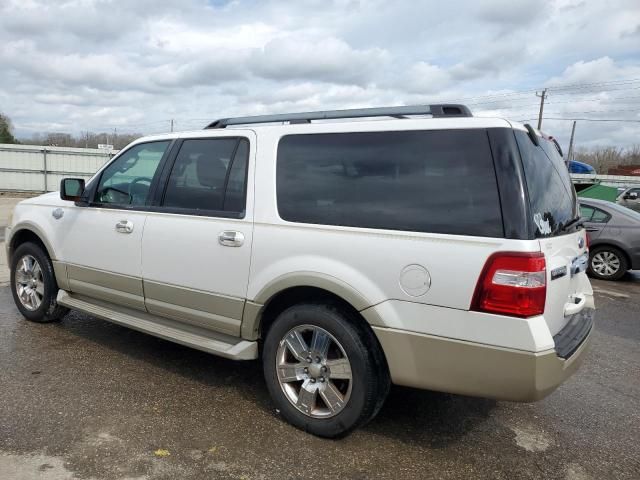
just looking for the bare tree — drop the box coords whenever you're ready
[575,145,640,174]
[19,130,143,149]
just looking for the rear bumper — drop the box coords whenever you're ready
[372,308,594,402]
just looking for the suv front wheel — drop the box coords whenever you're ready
[10,242,69,322]
[263,303,390,438]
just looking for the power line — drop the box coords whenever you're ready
[496,108,640,117]
[545,95,640,105]
[439,78,640,105]
[545,86,640,96]
[518,117,640,123]
[544,78,640,91]
[471,95,640,109]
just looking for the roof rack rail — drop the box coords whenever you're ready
[205,104,472,129]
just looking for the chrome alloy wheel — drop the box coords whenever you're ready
[276,325,353,418]
[592,251,621,277]
[14,254,45,311]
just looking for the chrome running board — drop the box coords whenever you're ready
[57,290,258,360]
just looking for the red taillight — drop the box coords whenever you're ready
[585,232,590,250]
[471,252,546,318]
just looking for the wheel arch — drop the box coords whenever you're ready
[8,224,56,264]
[241,273,384,343]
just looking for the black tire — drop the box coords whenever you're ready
[263,302,390,438]
[588,245,628,281]
[10,242,69,323]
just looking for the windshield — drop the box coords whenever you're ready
[515,130,578,238]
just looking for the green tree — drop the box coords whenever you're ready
[0,112,18,144]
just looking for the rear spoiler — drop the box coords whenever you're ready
[524,124,564,157]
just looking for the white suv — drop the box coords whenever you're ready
[6,105,594,437]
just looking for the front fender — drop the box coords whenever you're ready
[6,221,58,263]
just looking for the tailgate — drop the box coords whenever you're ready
[540,229,593,335]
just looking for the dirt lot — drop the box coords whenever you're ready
[0,274,638,479]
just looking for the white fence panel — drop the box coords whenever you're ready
[570,173,640,188]
[0,143,115,192]
[0,146,43,171]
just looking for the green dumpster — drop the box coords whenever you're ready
[576,183,619,202]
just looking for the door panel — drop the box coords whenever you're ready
[141,133,255,335]
[584,221,605,240]
[141,218,251,336]
[58,207,148,309]
[56,140,171,310]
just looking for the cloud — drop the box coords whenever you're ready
[251,36,388,85]
[402,62,451,94]
[0,0,638,150]
[545,57,640,87]
[476,0,552,25]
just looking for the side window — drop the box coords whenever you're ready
[96,141,170,206]
[276,130,503,237]
[591,208,609,223]
[580,206,594,221]
[162,138,249,215]
[516,132,577,237]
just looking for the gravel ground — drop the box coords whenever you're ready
[0,276,639,480]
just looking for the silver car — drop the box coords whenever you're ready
[617,187,640,212]
[580,198,640,280]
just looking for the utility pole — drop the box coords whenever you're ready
[170,119,174,132]
[113,128,117,149]
[536,88,548,130]
[566,121,577,165]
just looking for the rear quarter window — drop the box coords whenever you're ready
[276,129,504,237]
[515,131,577,237]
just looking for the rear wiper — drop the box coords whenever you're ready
[561,216,585,232]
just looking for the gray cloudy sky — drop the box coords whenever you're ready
[1,0,639,150]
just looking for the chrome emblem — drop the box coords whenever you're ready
[578,237,585,249]
[52,208,64,220]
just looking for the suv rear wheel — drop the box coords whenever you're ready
[10,242,69,322]
[589,245,628,281]
[262,303,389,438]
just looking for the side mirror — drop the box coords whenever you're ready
[60,178,85,201]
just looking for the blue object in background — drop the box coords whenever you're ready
[569,160,596,174]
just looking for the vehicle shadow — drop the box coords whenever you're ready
[52,309,495,448]
[53,310,273,408]
[621,270,640,283]
[364,386,496,447]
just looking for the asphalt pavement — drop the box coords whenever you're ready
[0,276,639,480]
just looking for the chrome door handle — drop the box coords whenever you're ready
[115,220,134,234]
[218,231,244,247]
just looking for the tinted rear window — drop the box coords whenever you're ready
[276,130,504,237]
[515,131,577,237]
